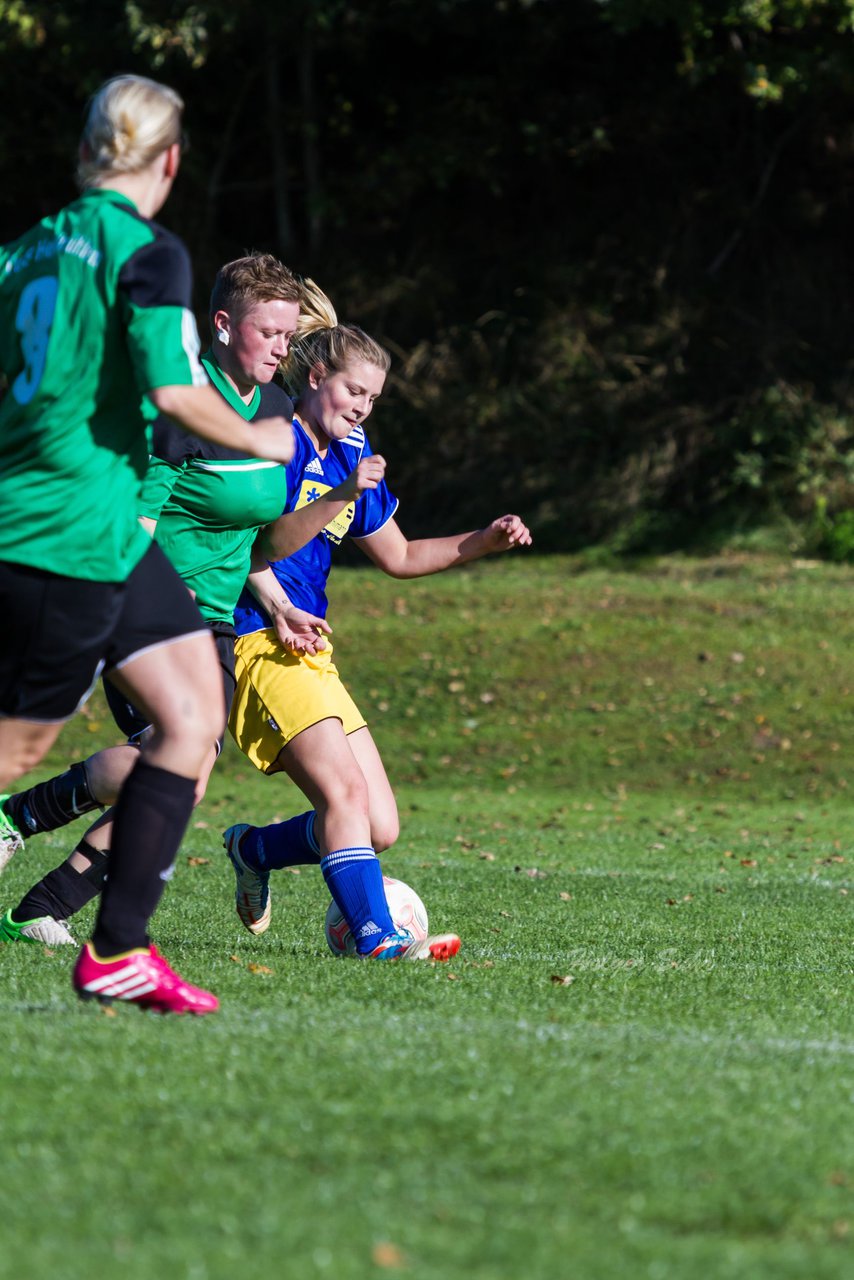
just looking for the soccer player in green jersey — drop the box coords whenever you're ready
[0,253,333,950]
[0,77,294,1014]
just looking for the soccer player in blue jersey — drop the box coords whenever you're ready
[224,280,532,961]
[0,76,294,1013]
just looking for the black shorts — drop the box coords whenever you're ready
[0,543,207,723]
[104,622,237,750]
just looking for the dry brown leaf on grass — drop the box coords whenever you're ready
[248,963,273,976]
[187,856,210,867]
[550,974,574,986]
[372,1242,407,1268]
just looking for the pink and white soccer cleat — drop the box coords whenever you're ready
[72,942,219,1015]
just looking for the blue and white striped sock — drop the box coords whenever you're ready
[320,846,395,954]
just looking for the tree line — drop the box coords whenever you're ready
[1,0,853,557]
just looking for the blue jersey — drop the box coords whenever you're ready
[233,415,398,632]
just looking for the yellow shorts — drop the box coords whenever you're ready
[228,628,366,774]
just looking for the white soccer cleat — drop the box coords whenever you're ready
[0,800,24,876]
[223,824,272,934]
[0,908,76,946]
[399,932,461,962]
[364,929,461,962]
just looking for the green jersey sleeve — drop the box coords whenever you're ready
[138,455,183,521]
[119,235,207,393]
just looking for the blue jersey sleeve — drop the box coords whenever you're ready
[350,478,398,539]
[233,422,397,635]
[340,432,398,539]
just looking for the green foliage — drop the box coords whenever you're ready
[2,1,854,551]
[809,495,854,562]
[598,0,854,100]
[728,382,854,503]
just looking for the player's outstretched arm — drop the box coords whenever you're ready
[257,455,387,561]
[356,513,532,579]
[148,383,295,465]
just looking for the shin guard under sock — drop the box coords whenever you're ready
[320,847,395,954]
[92,761,195,956]
[14,840,109,923]
[5,762,100,836]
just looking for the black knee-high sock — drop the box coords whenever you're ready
[91,760,195,957]
[5,762,100,836]
[15,839,109,923]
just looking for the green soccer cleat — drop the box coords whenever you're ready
[0,907,76,946]
[0,799,23,876]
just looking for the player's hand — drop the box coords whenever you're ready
[272,605,332,656]
[246,417,296,465]
[481,514,532,552]
[335,455,386,503]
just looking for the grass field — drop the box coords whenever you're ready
[2,552,853,1279]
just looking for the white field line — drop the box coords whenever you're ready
[428,859,854,890]
[211,1006,854,1061]
[6,999,854,1061]
[550,865,854,889]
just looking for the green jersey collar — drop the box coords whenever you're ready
[201,351,261,420]
[78,188,140,213]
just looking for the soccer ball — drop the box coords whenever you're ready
[324,875,429,957]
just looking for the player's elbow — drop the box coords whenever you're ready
[378,561,411,579]
[150,382,212,421]
[148,384,181,412]
[259,527,293,562]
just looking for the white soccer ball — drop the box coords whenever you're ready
[324,875,429,957]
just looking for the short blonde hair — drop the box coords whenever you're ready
[209,253,302,330]
[282,276,391,395]
[77,74,184,189]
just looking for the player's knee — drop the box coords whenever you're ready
[85,744,138,805]
[156,699,223,753]
[323,772,371,823]
[0,741,49,786]
[372,814,400,853]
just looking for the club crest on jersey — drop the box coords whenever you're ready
[295,478,355,544]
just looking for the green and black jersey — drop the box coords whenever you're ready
[138,351,291,625]
[0,188,207,582]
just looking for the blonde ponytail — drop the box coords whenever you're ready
[282,276,391,395]
[77,75,183,189]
